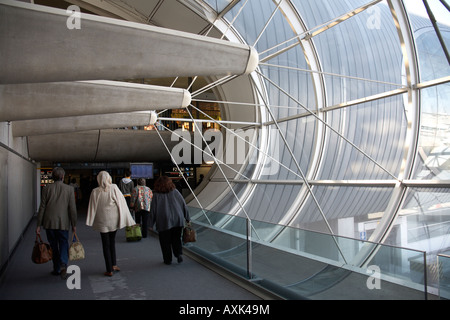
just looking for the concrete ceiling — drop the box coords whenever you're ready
[1,0,258,164]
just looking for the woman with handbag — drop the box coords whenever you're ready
[149,176,190,265]
[86,171,135,276]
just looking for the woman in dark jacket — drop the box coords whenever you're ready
[149,176,190,265]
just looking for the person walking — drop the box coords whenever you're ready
[149,176,190,265]
[130,178,153,238]
[119,169,134,209]
[86,171,135,276]
[36,167,77,279]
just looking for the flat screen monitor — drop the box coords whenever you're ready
[130,163,154,179]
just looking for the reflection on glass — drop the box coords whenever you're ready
[289,186,392,236]
[415,84,450,180]
[188,207,427,299]
[384,187,450,290]
[438,254,450,299]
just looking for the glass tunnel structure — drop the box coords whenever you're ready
[1,0,450,299]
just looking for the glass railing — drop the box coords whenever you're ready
[187,207,428,300]
[438,254,450,300]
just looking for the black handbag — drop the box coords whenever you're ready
[31,234,53,264]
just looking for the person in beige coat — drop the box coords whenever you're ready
[36,167,77,278]
[86,171,135,276]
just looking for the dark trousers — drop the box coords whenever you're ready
[124,195,131,208]
[46,229,69,273]
[158,227,183,264]
[100,231,117,273]
[135,210,149,238]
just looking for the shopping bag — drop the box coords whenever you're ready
[69,232,85,261]
[32,234,52,264]
[126,224,142,242]
[182,222,196,243]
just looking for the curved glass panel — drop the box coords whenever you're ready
[414,84,450,180]
[290,186,393,235]
[204,0,234,13]
[240,183,304,223]
[181,0,449,295]
[292,0,371,29]
[306,2,404,105]
[318,97,408,180]
[412,26,450,180]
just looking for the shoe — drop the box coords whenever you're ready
[51,270,60,276]
[112,266,120,272]
[177,255,183,263]
[60,268,67,280]
[104,272,113,277]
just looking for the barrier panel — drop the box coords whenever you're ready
[188,207,428,300]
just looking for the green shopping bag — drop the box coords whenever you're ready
[126,224,142,242]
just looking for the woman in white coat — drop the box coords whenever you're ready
[86,171,135,276]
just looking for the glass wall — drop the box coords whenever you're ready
[196,0,450,292]
[188,208,428,299]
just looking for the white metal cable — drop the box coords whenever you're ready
[256,69,400,181]
[189,103,308,181]
[219,0,251,41]
[184,106,262,241]
[253,0,284,47]
[153,122,213,226]
[251,76,348,263]
[259,0,383,62]
[155,121,252,181]
[259,62,406,88]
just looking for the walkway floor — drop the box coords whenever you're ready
[0,209,260,301]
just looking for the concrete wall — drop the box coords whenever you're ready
[0,122,36,273]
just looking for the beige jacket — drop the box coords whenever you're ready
[86,171,135,232]
[37,181,77,230]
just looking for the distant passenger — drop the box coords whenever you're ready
[119,169,134,209]
[131,178,153,238]
[149,176,190,265]
[86,171,135,276]
[69,178,80,203]
[36,167,77,279]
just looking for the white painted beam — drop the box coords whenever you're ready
[0,81,190,121]
[27,130,183,162]
[11,112,155,137]
[0,0,259,84]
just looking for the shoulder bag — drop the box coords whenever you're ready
[69,232,85,261]
[32,234,53,264]
[182,222,197,243]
